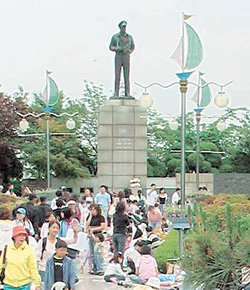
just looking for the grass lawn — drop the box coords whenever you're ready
[155,229,179,273]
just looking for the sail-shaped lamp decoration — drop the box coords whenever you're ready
[40,70,60,111]
[171,14,204,73]
[192,72,212,109]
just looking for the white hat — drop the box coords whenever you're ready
[86,196,93,203]
[67,200,76,206]
[145,277,161,289]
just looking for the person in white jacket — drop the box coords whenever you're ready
[104,252,125,283]
[13,207,35,236]
[0,208,13,254]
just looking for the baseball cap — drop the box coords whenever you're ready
[16,208,26,216]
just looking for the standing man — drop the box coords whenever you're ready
[171,188,181,206]
[95,185,111,221]
[146,184,158,207]
[109,20,135,98]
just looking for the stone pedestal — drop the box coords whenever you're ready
[97,99,147,192]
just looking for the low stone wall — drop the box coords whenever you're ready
[176,173,213,195]
[22,179,47,191]
[214,173,250,194]
[22,173,250,195]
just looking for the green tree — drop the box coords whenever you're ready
[0,92,26,187]
[16,81,108,180]
[147,107,250,176]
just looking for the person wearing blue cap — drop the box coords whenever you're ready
[13,207,35,236]
[109,20,135,98]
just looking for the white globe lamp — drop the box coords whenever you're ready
[66,119,76,130]
[169,119,179,130]
[139,92,153,109]
[214,91,229,108]
[216,120,227,131]
[19,118,29,132]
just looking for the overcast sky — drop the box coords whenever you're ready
[0,0,249,118]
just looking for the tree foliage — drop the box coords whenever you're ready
[0,92,25,186]
[15,81,107,180]
[147,107,250,176]
[2,81,249,182]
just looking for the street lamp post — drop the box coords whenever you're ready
[179,77,188,209]
[192,82,232,193]
[17,111,78,189]
[135,78,232,257]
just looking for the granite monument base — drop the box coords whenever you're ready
[97,99,147,192]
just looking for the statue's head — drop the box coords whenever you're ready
[118,20,127,32]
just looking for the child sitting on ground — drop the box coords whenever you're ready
[129,245,159,285]
[104,252,125,282]
[44,239,77,290]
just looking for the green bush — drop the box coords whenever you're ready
[183,202,250,289]
[155,229,179,273]
[0,194,26,212]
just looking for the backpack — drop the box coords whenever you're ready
[40,237,60,260]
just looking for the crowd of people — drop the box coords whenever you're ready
[0,183,183,290]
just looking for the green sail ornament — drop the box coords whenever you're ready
[199,78,211,107]
[171,15,204,72]
[184,22,203,70]
[48,76,59,106]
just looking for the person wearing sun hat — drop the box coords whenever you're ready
[0,225,40,289]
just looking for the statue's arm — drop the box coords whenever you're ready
[130,36,135,53]
[109,36,118,52]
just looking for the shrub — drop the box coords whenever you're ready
[183,202,250,289]
[0,194,26,212]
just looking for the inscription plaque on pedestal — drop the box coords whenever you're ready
[115,138,133,150]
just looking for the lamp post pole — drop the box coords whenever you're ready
[179,77,188,257]
[17,111,78,189]
[180,79,188,209]
[46,117,50,189]
[195,109,202,192]
[196,111,200,192]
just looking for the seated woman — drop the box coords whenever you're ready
[129,245,158,285]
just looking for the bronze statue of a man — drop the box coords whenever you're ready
[109,20,135,98]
